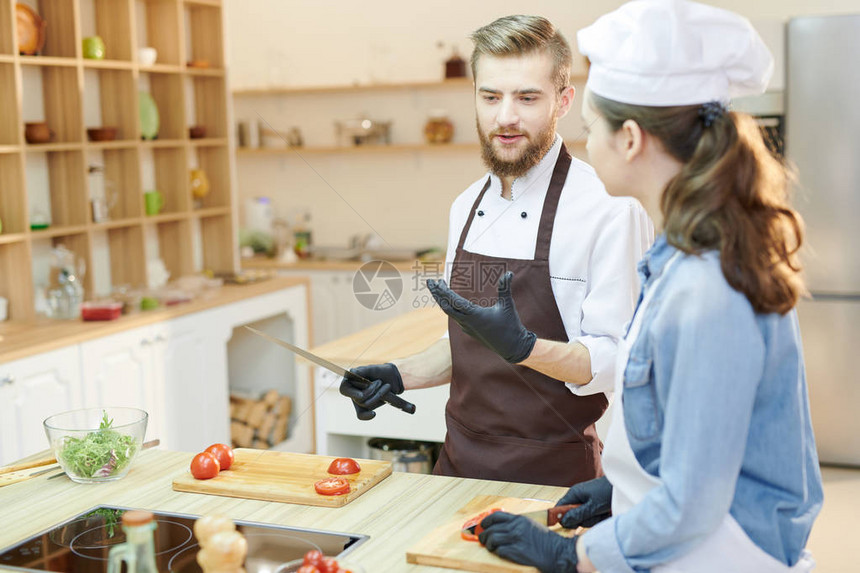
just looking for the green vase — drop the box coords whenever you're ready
[139,92,160,140]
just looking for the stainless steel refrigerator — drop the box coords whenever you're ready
[786,14,860,466]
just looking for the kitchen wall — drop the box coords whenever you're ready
[224,0,859,251]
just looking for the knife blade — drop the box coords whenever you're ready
[462,504,580,534]
[244,326,416,419]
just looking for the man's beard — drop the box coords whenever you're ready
[477,117,557,179]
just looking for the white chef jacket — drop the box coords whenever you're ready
[443,136,653,395]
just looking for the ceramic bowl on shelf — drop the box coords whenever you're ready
[16,3,46,55]
[189,125,207,139]
[43,407,148,484]
[87,126,118,142]
[25,121,53,144]
[138,46,157,67]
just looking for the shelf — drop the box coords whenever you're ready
[140,64,184,75]
[29,225,89,238]
[91,218,142,231]
[81,59,134,70]
[233,77,474,97]
[194,206,230,218]
[3,0,235,318]
[185,67,224,77]
[189,137,228,147]
[85,140,139,150]
[24,143,83,152]
[145,212,189,223]
[19,56,77,68]
[141,139,187,149]
[0,233,27,245]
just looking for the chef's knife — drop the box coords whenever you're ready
[244,326,416,419]
[462,504,581,534]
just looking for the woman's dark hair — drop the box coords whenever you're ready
[590,92,806,315]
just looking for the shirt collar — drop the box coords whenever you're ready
[637,233,678,284]
[487,134,563,200]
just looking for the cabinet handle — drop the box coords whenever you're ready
[0,375,14,387]
[141,338,152,346]
[154,334,167,343]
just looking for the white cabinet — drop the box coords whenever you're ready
[158,311,232,453]
[0,346,83,465]
[80,326,168,449]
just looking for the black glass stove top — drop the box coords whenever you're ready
[0,505,367,572]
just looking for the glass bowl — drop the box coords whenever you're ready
[275,558,364,573]
[43,407,148,484]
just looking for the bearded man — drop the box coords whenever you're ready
[339,15,653,487]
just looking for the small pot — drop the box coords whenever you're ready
[188,125,207,139]
[25,122,54,144]
[87,126,118,142]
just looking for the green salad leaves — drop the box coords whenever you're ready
[57,411,138,478]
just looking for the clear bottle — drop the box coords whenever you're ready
[107,510,158,573]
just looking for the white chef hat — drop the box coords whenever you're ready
[577,0,774,106]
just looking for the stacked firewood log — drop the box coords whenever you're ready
[229,389,292,449]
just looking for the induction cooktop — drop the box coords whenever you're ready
[0,505,368,572]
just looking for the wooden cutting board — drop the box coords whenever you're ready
[406,495,578,572]
[172,449,392,507]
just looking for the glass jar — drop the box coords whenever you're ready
[424,110,454,144]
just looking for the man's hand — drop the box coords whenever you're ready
[478,512,579,573]
[556,475,613,528]
[338,363,404,420]
[427,271,536,363]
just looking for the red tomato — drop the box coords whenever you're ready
[302,550,324,567]
[320,557,339,573]
[297,566,320,573]
[327,457,360,475]
[314,477,351,496]
[205,443,234,471]
[460,508,503,542]
[190,452,220,480]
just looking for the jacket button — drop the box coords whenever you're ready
[477,210,485,216]
[520,211,527,218]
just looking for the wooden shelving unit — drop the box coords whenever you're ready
[0,0,236,322]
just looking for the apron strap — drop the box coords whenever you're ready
[456,176,493,252]
[534,143,572,261]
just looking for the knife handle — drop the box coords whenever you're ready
[547,504,581,527]
[347,372,417,417]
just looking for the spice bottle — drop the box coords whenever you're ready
[107,510,158,573]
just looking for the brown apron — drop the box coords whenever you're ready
[433,144,607,487]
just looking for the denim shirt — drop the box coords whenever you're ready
[583,234,824,572]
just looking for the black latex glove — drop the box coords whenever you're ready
[427,271,536,363]
[556,475,613,528]
[338,363,404,420]
[478,512,579,573]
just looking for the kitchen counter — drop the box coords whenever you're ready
[310,307,447,365]
[242,255,445,273]
[0,448,567,572]
[0,276,310,364]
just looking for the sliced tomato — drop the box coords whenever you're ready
[460,508,503,542]
[205,443,234,471]
[327,457,361,475]
[190,452,220,480]
[314,477,351,496]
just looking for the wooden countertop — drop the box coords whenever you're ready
[0,276,309,364]
[242,255,445,273]
[310,308,448,366]
[0,448,567,572]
